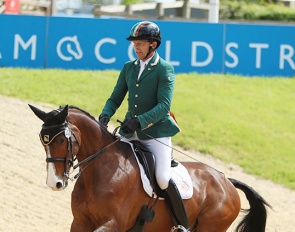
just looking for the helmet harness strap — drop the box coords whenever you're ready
[143,40,156,60]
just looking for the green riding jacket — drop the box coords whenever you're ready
[101,53,180,140]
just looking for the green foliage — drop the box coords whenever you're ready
[1,68,294,190]
[220,1,295,22]
[121,0,143,5]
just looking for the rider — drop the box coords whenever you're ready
[98,21,190,231]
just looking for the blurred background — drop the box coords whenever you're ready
[1,0,295,23]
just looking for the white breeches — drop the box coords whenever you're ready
[121,133,172,190]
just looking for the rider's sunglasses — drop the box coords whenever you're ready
[131,40,150,47]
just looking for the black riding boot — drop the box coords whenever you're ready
[164,179,190,232]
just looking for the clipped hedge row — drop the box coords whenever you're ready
[220,1,295,22]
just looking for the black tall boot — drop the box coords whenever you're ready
[164,179,190,231]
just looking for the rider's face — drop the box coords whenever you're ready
[132,40,156,61]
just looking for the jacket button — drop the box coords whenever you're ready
[136,84,139,87]
[135,94,138,97]
[135,105,137,108]
[147,123,153,127]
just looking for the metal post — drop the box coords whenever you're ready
[209,0,219,23]
[182,0,190,19]
[51,0,57,16]
[125,4,133,16]
[156,3,164,19]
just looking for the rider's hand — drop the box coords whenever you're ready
[98,114,110,127]
[121,118,140,134]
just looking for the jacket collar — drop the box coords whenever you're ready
[150,53,160,66]
[132,53,160,82]
[133,52,159,67]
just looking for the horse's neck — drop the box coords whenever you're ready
[76,137,137,195]
[77,122,114,161]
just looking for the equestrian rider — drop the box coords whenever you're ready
[98,21,190,231]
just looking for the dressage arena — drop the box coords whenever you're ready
[0,95,294,231]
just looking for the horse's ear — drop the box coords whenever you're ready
[56,105,68,122]
[28,104,47,122]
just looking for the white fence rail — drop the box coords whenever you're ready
[93,0,220,23]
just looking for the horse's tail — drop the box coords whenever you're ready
[228,178,272,232]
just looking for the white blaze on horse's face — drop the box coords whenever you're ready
[45,145,68,191]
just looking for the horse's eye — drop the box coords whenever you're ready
[59,138,66,145]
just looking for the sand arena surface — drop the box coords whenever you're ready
[0,95,294,231]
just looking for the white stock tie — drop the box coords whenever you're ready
[138,63,147,80]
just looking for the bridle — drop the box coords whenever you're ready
[40,118,121,181]
[40,120,79,181]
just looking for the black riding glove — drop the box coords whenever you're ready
[121,118,140,134]
[98,114,110,127]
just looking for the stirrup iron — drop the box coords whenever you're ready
[171,225,190,232]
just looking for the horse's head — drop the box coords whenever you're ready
[29,104,80,191]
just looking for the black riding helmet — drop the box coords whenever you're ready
[126,21,161,49]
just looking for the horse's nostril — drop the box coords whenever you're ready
[56,182,63,189]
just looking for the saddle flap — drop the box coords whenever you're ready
[127,140,193,199]
[130,140,155,181]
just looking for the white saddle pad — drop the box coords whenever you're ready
[126,141,193,200]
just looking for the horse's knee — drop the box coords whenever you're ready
[156,176,170,190]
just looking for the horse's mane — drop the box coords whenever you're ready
[63,105,118,139]
[68,105,96,121]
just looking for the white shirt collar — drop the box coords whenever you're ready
[140,55,153,67]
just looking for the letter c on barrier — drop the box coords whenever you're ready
[95,38,116,64]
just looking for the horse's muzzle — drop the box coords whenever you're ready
[47,177,68,191]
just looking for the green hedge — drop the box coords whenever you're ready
[220,1,295,22]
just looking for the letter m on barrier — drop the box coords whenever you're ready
[14,34,37,60]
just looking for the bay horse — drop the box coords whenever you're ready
[29,104,271,232]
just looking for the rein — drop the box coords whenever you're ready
[45,115,217,183]
[72,135,121,180]
[71,124,122,180]
[116,119,200,163]
[136,127,228,182]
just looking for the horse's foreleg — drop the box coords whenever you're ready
[71,219,121,232]
[70,220,94,232]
